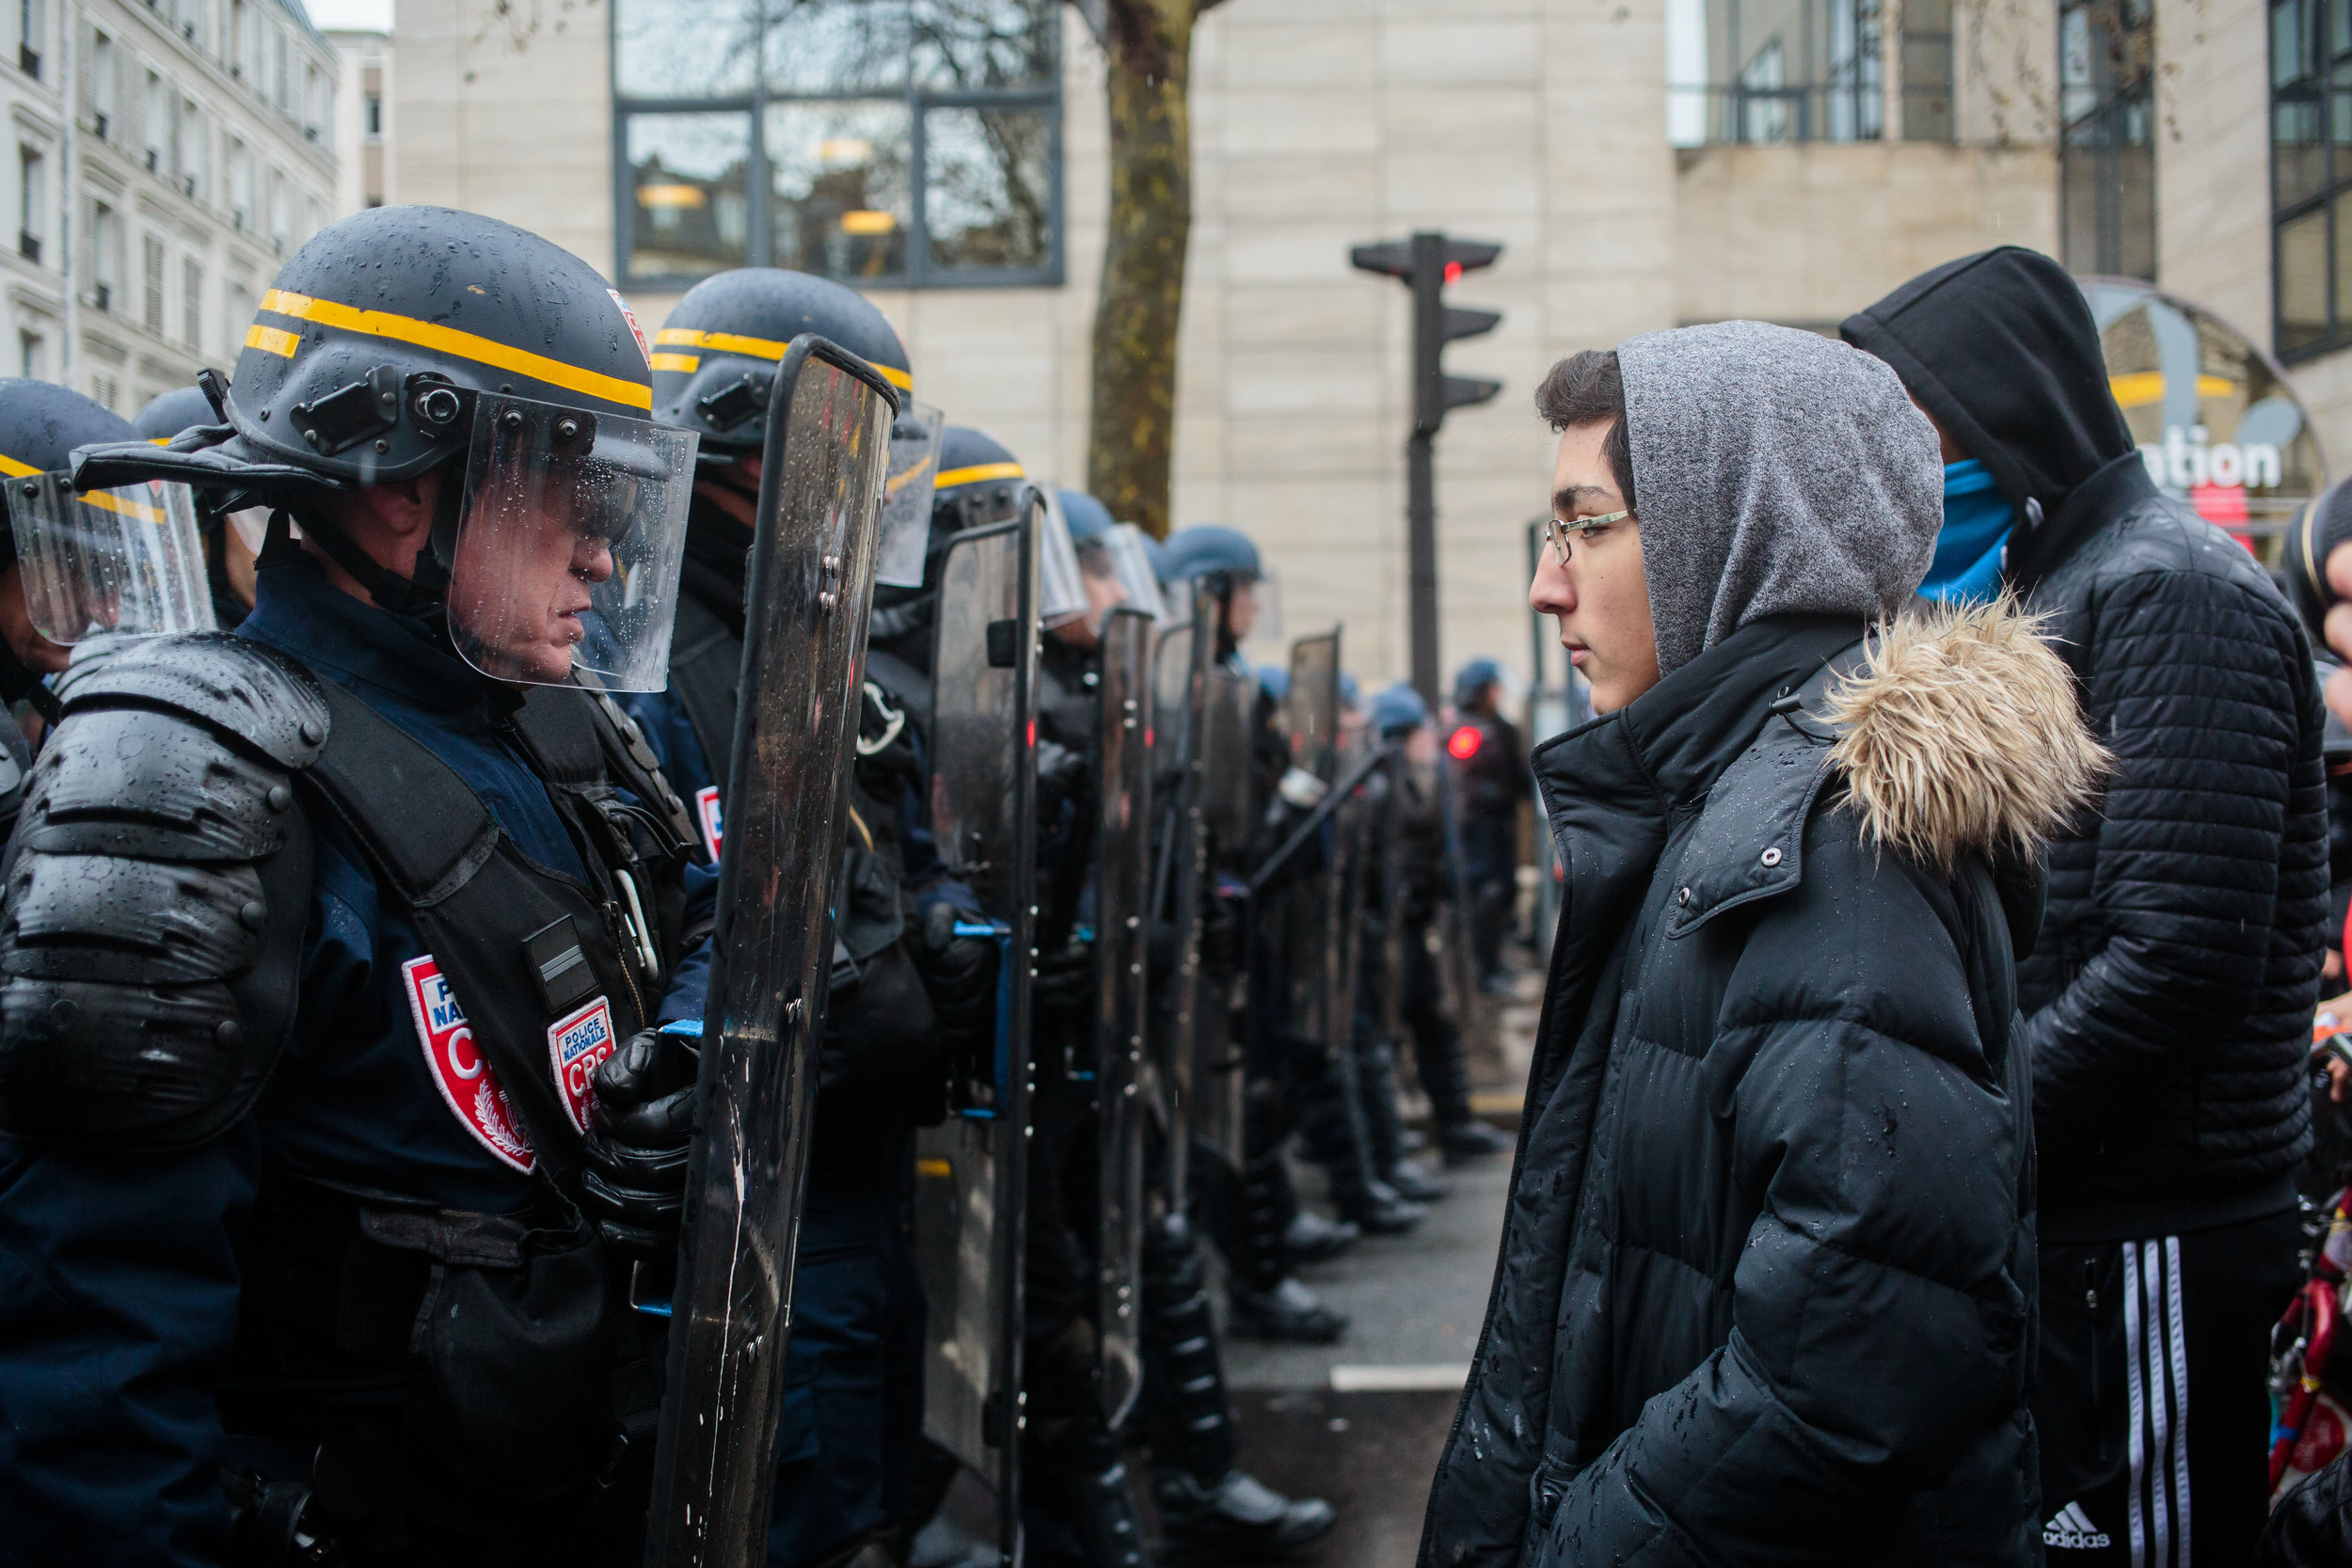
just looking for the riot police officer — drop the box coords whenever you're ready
[0,378,195,825]
[1155,525,1376,1340]
[630,266,950,1568]
[135,383,262,627]
[0,206,717,1567]
[1447,657,1527,995]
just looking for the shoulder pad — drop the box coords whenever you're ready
[18,705,301,861]
[0,635,320,1151]
[53,632,328,768]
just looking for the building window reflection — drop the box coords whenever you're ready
[612,0,1060,289]
[1665,0,1953,146]
[2269,0,2352,358]
[2062,0,2155,283]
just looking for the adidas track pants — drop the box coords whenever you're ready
[2034,1211,2305,1568]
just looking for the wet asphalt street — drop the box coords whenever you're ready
[1202,967,1539,1568]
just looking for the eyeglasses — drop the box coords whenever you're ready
[1543,508,1631,567]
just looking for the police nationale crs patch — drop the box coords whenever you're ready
[548,994,617,1134]
[404,955,536,1173]
[694,784,723,862]
[609,290,652,368]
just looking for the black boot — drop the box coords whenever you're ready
[1283,1208,1359,1262]
[1439,1117,1513,1163]
[1026,1319,1152,1568]
[1154,1469,1335,1565]
[1226,1276,1347,1345]
[1026,1416,1151,1568]
[1410,1009,1513,1165]
[1139,1217,1336,1563]
[1361,1039,1448,1203]
[1302,1041,1425,1235]
[1227,1148,1348,1344]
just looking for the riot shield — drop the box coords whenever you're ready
[1278,632,1343,1053]
[1373,739,1411,1056]
[1092,606,1152,1431]
[1145,583,1215,1204]
[1187,658,1255,1175]
[913,509,1039,1560]
[644,339,896,1568]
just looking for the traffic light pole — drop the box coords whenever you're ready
[1406,425,1439,708]
[1351,229,1502,709]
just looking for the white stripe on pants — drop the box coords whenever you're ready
[2122,1237,2192,1568]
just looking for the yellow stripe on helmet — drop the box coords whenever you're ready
[649,353,701,373]
[654,326,914,390]
[0,453,40,479]
[82,486,168,525]
[935,461,1024,489]
[259,288,653,411]
[245,324,300,358]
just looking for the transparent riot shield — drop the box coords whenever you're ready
[1279,632,1343,1053]
[644,339,896,1568]
[913,511,1038,1560]
[1373,739,1411,1056]
[1092,606,1152,1431]
[1187,659,1256,1176]
[1145,583,1215,1204]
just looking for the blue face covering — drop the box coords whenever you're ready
[1920,459,2013,604]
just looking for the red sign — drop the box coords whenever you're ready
[547,994,617,1134]
[404,955,535,1172]
[694,784,723,861]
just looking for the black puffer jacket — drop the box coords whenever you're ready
[1845,247,2329,1240]
[1423,609,2101,1567]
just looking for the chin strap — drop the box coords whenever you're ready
[264,509,459,666]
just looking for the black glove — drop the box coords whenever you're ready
[1032,934,1094,1016]
[580,1026,698,1260]
[917,902,1000,1078]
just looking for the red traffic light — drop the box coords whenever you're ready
[1448,724,1482,760]
[1444,261,1461,284]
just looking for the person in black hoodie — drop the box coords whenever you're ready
[1846,247,2329,1568]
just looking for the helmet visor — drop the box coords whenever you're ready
[1036,485,1089,630]
[1104,524,1169,623]
[875,401,945,589]
[446,391,699,690]
[8,471,216,644]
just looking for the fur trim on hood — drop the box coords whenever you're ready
[1825,597,2109,870]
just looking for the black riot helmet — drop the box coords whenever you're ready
[133,384,222,444]
[72,206,705,692]
[0,379,215,715]
[931,426,1027,546]
[652,268,913,466]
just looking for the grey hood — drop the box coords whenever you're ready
[1618,320,1943,677]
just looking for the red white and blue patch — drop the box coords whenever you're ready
[694,784,724,862]
[404,955,535,1173]
[547,994,618,1134]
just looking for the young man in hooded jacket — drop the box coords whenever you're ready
[1847,248,2328,1568]
[1420,323,2105,1566]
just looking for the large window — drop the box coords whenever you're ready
[2061,0,2154,281]
[2271,0,2352,357]
[1665,0,1948,145]
[612,0,1060,289]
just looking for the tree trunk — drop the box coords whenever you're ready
[1086,0,1211,540]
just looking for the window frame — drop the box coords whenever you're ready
[609,0,1065,293]
[2269,0,2352,361]
[2059,0,2156,283]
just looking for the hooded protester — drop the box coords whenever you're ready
[1847,249,2329,1568]
[1419,322,2107,1567]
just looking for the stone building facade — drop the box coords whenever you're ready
[383,0,2321,688]
[0,0,338,419]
